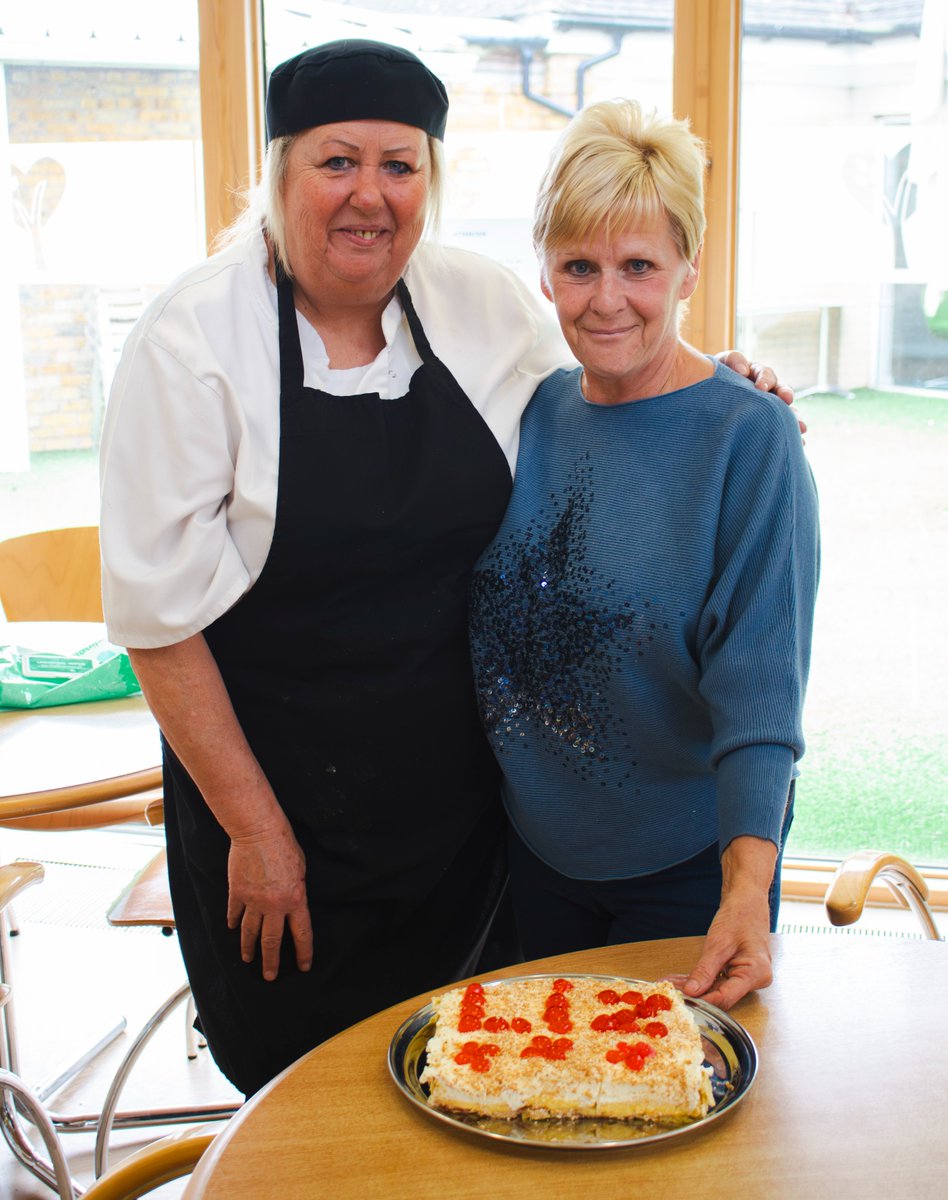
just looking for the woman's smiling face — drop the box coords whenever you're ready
[281,119,431,309]
[541,214,700,405]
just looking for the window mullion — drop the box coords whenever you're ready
[197,0,264,254]
[673,0,740,352]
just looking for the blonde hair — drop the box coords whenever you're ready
[533,99,707,266]
[215,133,445,275]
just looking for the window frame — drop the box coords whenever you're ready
[196,0,264,250]
[673,0,740,354]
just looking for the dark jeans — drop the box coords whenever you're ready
[507,787,794,960]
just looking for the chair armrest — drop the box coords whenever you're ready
[81,1126,217,1200]
[0,861,45,913]
[144,795,165,826]
[825,851,942,941]
[0,768,163,822]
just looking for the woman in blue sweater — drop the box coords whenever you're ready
[470,99,819,1011]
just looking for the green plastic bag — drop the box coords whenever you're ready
[0,639,141,709]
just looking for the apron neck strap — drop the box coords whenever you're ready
[275,260,305,394]
[396,278,434,363]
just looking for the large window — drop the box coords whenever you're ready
[737,1,948,868]
[0,1,204,536]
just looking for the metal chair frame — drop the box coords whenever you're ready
[0,1066,74,1200]
[0,861,78,1198]
[0,786,240,1192]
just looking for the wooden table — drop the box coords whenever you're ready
[184,934,947,1199]
[0,622,161,812]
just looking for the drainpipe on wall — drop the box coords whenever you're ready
[519,30,626,119]
[468,32,626,122]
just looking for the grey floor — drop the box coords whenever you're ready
[0,826,929,1199]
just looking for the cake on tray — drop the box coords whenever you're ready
[420,976,713,1123]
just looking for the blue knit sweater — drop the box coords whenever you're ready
[469,361,820,880]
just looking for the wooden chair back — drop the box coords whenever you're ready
[0,526,103,621]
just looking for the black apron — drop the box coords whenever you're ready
[162,268,513,1097]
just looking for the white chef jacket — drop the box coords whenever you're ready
[99,230,571,648]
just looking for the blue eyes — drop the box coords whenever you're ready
[564,260,652,278]
[322,157,413,174]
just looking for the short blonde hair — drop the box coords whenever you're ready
[533,99,707,265]
[215,132,445,275]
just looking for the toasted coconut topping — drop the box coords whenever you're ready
[420,977,713,1122]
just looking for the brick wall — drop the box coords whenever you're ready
[8,65,199,452]
[19,283,100,451]
[450,49,580,132]
[6,65,200,142]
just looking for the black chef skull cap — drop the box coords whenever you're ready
[265,39,449,142]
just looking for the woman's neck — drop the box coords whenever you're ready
[294,285,391,368]
[584,341,713,406]
[266,240,392,369]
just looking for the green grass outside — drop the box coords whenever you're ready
[3,390,947,867]
[1,448,100,541]
[795,727,947,866]
[788,388,948,867]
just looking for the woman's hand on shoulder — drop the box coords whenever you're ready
[227,817,314,982]
[717,350,807,435]
[716,350,792,402]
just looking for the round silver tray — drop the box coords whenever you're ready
[388,973,757,1150]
